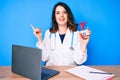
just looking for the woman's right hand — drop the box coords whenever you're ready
[33,28,42,37]
[33,28,42,42]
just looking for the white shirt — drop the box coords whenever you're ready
[36,28,87,66]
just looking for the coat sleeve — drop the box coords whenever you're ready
[36,30,50,62]
[71,31,87,65]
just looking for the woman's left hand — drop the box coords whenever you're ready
[79,29,91,53]
[80,29,91,45]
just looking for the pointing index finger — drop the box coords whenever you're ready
[30,24,35,31]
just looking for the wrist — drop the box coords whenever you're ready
[38,37,42,43]
[81,44,87,53]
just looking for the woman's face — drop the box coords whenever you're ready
[55,5,68,26]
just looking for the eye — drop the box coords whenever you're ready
[64,11,67,14]
[55,11,60,14]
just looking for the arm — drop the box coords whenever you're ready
[72,31,91,65]
[80,29,91,53]
[36,30,50,62]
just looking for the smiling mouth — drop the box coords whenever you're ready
[59,18,65,21]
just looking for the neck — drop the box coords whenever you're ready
[58,25,67,34]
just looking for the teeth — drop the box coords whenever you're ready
[59,18,64,21]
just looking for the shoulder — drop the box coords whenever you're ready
[44,29,51,37]
[73,30,80,35]
[45,29,50,34]
[73,30,80,39]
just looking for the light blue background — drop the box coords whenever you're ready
[0,0,120,66]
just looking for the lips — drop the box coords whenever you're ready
[59,18,65,22]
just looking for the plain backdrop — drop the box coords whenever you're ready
[0,0,120,66]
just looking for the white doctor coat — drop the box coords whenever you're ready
[36,28,87,66]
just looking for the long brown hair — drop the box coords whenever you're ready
[50,2,77,33]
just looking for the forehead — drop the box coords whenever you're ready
[55,5,66,11]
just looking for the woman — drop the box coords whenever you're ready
[33,2,91,66]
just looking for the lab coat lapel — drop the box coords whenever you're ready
[56,31,63,46]
[62,28,72,47]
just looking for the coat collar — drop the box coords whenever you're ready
[56,28,72,45]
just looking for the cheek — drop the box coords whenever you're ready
[55,15,59,20]
[55,17,59,22]
[65,15,68,21]
[65,17,68,23]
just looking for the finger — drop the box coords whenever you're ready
[80,33,90,40]
[30,24,35,31]
[35,28,42,34]
[86,29,91,36]
[80,33,87,40]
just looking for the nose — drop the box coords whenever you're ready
[60,12,64,17]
